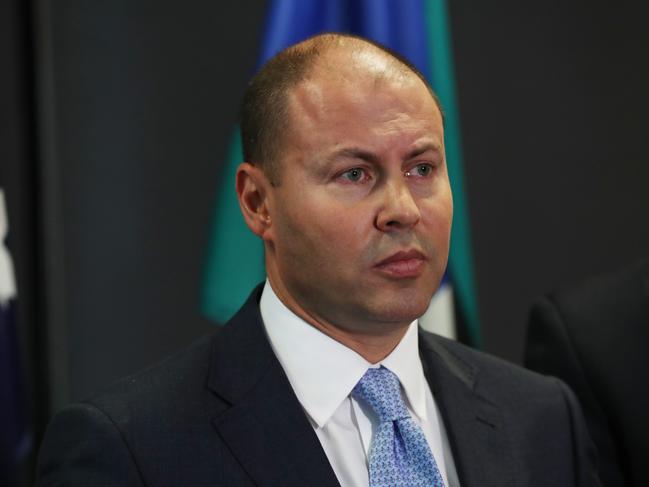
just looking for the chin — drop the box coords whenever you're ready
[375,279,437,315]
[370,296,431,325]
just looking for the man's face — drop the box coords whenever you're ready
[264,54,452,333]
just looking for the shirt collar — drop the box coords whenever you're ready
[380,318,429,422]
[260,281,429,428]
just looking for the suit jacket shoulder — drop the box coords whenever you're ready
[419,331,601,487]
[36,333,246,487]
[36,287,338,487]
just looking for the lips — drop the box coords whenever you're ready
[374,249,427,278]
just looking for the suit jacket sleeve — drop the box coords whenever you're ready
[525,296,624,487]
[36,402,146,487]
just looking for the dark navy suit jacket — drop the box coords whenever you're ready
[37,286,600,486]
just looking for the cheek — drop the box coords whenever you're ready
[421,192,453,242]
[277,197,370,266]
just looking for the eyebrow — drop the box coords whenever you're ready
[405,143,441,160]
[325,147,380,165]
[325,142,440,165]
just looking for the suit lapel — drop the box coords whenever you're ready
[419,333,516,487]
[207,286,340,487]
[206,287,518,487]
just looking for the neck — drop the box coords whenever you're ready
[267,275,411,364]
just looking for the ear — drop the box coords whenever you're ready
[236,162,273,238]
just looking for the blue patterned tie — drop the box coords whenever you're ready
[353,366,445,487]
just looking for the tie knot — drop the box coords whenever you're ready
[353,366,410,422]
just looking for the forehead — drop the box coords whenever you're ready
[295,48,436,115]
[284,60,442,154]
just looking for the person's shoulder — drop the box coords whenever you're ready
[419,330,592,451]
[528,258,649,346]
[89,330,222,410]
[57,285,265,427]
[420,330,565,397]
[421,330,538,376]
[36,330,230,486]
[543,258,649,318]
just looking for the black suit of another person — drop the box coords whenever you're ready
[526,259,649,487]
[37,285,600,486]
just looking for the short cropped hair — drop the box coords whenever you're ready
[240,33,443,184]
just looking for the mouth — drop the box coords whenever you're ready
[374,249,427,278]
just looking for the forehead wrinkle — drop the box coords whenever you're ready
[367,110,440,150]
[299,78,428,131]
[293,42,433,116]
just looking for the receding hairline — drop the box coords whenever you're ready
[286,33,441,106]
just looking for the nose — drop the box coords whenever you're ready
[375,179,421,232]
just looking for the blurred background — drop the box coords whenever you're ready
[2,0,648,485]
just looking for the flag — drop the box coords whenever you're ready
[0,189,30,486]
[201,0,481,346]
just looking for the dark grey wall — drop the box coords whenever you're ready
[39,1,266,406]
[449,2,649,362]
[36,0,649,416]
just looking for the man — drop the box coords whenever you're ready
[526,259,649,487]
[37,34,600,486]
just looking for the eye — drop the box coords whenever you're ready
[340,167,367,182]
[406,163,434,178]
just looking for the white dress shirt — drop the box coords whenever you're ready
[260,281,460,487]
